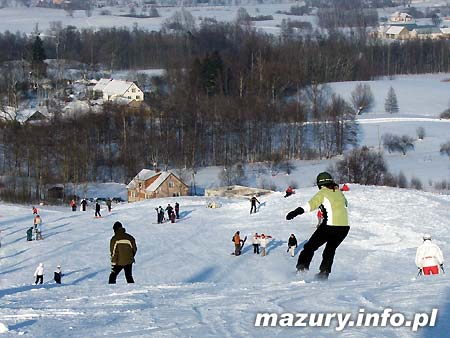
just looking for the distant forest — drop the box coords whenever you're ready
[0,22,449,202]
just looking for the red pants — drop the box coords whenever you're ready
[422,265,439,275]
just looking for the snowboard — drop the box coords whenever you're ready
[231,235,247,255]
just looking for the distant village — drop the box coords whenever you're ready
[377,11,450,40]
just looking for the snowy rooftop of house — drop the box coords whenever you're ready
[126,169,157,189]
[385,25,408,35]
[92,78,112,92]
[103,80,138,96]
[390,11,413,20]
[145,172,172,193]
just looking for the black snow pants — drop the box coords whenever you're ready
[296,225,349,274]
[109,264,134,284]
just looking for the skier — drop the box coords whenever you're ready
[250,195,260,214]
[415,234,444,276]
[109,221,137,284]
[233,231,241,256]
[286,172,349,280]
[252,232,260,254]
[175,202,180,219]
[166,204,174,220]
[32,206,38,215]
[259,234,272,257]
[80,198,87,211]
[284,186,294,198]
[26,227,33,241]
[287,234,298,257]
[34,263,44,284]
[54,265,63,284]
[34,215,43,240]
[170,211,176,223]
[106,198,112,212]
[95,201,102,218]
[70,199,77,212]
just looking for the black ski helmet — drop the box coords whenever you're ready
[316,172,335,188]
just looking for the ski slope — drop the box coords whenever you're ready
[1,185,450,337]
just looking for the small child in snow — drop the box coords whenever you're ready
[34,263,44,284]
[54,265,63,284]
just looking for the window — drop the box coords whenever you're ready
[132,88,136,93]
[136,96,140,100]
[168,182,174,188]
[128,96,132,99]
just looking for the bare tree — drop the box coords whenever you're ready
[351,83,374,114]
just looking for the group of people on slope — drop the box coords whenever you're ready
[251,233,273,257]
[33,263,63,285]
[156,202,180,224]
[70,197,112,215]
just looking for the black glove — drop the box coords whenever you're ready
[286,207,304,220]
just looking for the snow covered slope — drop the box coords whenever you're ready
[1,185,450,337]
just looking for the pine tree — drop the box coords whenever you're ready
[384,86,399,114]
[32,35,46,64]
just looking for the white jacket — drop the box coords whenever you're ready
[34,263,44,276]
[260,237,271,248]
[415,240,444,268]
[252,236,260,245]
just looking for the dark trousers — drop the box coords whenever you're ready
[250,204,257,214]
[175,209,179,219]
[95,210,101,217]
[253,244,259,254]
[35,275,43,284]
[109,264,134,284]
[54,272,62,284]
[296,225,349,274]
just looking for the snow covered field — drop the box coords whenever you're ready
[1,185,450,337]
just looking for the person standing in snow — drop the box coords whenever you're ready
[34,263,44,284]
[109,221,137,284]
[415,234,444,275]
[34,215,43,240]
[95,201,102,218]
[106,198,112,212]
[70,199,77,211]
[252,233,260,254]
[80,198,88,211]
[158,206,165,223]
[250,195,260,214]
[175,202,180,219]
[287,234,298,257]
[166,204,174,220]
[233,231,241,256]
[54,265,63,284]
[32,206,38,215]
[259,234,272,257]
[286,172,349,280]
[155,207,162,223]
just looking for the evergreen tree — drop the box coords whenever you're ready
[32,35,46,63]
[384,86,399,114]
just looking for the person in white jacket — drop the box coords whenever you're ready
[415,234,444,275]
[252,233,260,254]
[34,263,44,284]
[259,234,272,257]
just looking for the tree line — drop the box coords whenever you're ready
[1,23,449,202]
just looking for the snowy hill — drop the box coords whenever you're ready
[1,185,450,337]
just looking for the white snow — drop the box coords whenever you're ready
[1,185,450,337]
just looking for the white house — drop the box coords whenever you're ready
[389,12,415,24]
[92,79,144,102]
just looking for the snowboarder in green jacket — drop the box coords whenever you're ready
[286,172,349,280]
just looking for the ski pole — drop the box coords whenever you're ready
[416,269,422,277]
[440,264,445,274]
